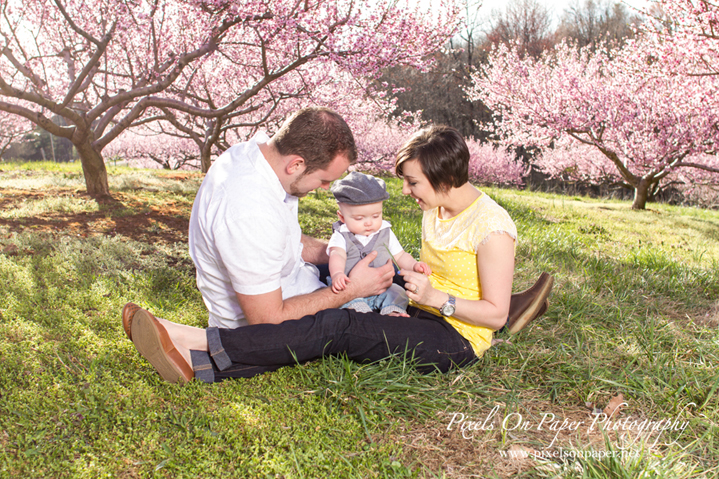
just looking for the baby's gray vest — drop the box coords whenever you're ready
[333,221,392,275]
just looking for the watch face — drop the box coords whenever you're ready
[441,302,455,316]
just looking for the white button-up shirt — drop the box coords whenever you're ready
[189,132,324,328]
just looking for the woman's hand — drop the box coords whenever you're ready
[399,269,445,308]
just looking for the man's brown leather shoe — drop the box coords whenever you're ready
[506,272,554,334]
[131,308,194,384]
[122,302,142,340]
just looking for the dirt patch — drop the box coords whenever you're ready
[696,301,719,328]
[154,171,204,181]
[0,187,189,245]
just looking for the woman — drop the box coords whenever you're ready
[395,125,517,356]
[127,126,553,383]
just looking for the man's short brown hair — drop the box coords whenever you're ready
[395,125,469,192]
[273,107,357,174]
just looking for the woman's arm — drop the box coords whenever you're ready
[401,233,515,331]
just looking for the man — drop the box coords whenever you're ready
[122,107,394,339]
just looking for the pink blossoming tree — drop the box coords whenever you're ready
[641,0,719,76]
[0,110,31,158]
[465,140,527,187]
[350,117,527,186]
[104,128,201,170]
[534,143,622,187]
[469,38,719,209]
[108,65,414,171]
[0,0,458,196]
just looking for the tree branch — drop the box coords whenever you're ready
[61,22,116,107]
[595,145,639,187]
[0,45,47,90]
[0,74,84,125]
[86,14,245,125]
[0,101,74,138]
[676,161,719,174]
[52,0,102,45]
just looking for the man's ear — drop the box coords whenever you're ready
[286,156,305,175]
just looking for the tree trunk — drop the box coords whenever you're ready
[75,139,110,197]
[631,177,651,210]
[201,147,212,173]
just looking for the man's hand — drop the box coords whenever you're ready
[347,251,394,298]
[331,273,350,293]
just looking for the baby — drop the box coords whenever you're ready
[327,171,430,316]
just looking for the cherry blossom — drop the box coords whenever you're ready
[0,110,31,158]
[639,0,719,76]
[0,0,459,195]
[466,139,527,186]
[469,39,719,209]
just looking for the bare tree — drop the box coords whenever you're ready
[483,0,556,58]
[379,51,492,141]
[449,0,486,68]
[556,0,643,50]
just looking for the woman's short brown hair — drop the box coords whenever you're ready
[395,125,469,192]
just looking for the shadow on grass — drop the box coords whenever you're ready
[660,215,719,243]
[0,189,189,245]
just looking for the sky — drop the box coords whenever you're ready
[479,0,650,20]
[414,0,652,29]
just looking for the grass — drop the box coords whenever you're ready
[1,162,718,478]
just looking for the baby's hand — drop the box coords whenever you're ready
[414,261,432,276]
[331,273,350,293]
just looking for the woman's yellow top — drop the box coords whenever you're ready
[412,190,517,356]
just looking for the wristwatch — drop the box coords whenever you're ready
[439,294,456,317]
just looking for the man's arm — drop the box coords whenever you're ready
[236,251,394,325]
[301,234,329,264]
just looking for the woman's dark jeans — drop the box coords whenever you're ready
[191,306,477,382]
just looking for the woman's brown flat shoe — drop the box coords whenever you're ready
[506,273,554,334]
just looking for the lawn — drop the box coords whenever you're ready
[1,162,718,478]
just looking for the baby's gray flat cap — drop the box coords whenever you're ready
[330,171,389,205]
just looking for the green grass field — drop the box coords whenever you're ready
[1,162,718,478]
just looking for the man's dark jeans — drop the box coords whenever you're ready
[191,307,477,382]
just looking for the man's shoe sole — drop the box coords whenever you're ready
[131,310,194,384]
[508,275,554,334]
[122,302,141,340]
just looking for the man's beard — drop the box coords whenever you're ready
[288,172,309,198]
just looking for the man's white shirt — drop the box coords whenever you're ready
[189,132,324,329]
